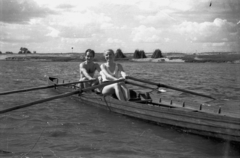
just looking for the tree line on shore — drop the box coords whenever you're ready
[1,47,163,59]
[0,47,36,54]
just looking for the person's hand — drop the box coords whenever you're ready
[122,74,128,79]
[118,77,125,80]
[120,72,127,79]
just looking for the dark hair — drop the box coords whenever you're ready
[85,49,95,57]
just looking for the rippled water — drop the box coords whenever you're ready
[0,61,240,158]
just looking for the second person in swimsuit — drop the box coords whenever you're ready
[100,49,130,101]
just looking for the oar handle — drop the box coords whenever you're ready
[126,76,215,100]
[0,80,95,96]
[0,79,124,114]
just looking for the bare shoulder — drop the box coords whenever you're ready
[79,61,86,68]
[93,62,100,68]
[100,63,106,68]
[93,62,100,66]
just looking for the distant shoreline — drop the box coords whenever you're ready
[1,53,240,63]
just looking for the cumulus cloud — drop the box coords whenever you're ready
[59,25,103,39]
[174,0,240,23]
[136,10,178,27]
[0,22,52,43]
[46,27,60,38]
[56,4,75,10]
[106,38,123,44]
[1,0,239,53]
[0,0,56,24]
[136,0,193,12]
[51,10,113,39]
[175,18,238,43]
[132,25,162,43]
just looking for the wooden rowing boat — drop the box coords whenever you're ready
[48,76,240,143]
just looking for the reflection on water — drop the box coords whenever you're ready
[0,61,239,157]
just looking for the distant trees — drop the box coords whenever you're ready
[115,49,126,58]
[18,47,31,54]
[133,49,147,59]
[151,49,163,58]
[0,51,2,54]
[6,51,13,54]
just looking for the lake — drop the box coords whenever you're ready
[0,61,240,158]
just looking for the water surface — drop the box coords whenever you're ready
[0,61,239,158]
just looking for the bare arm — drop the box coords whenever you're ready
[117,64,127,79]
[79,63,94,80]
[100,64,118,80]
[95,63,101,72]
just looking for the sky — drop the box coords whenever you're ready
[0,0,239,54]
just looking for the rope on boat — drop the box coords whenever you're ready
[103,96,111,112]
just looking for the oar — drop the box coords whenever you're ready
[126,81,165,93]
[126,76,215,99]
[0,80,94,96]
[0,79,124,114]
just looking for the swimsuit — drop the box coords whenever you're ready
[100,63,121,82]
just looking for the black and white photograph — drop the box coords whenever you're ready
[0,0,240,157]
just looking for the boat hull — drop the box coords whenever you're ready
[48,77,240,143]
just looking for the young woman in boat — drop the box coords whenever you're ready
[79,49,101,88]
[100,49,130,101]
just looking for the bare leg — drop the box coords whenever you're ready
[120,83,130,101]
[102,83,125,101]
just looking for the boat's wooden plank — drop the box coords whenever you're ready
[55,83,240,124]
[150,93,240,119]
[48,77,240,143]
[78,93,240,128]
[77,95,240,142]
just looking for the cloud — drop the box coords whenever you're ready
[175,18,238,43]
[46,27,60,37]
[132,25,162,43]
[106,38,123,45]
[136,10,178,27]
[0,0,56,24]
[58,25,103,39]
[136,0,193,12]
[0,22,52,43]
[1,0,239,53]
[49,10,113,39]
[56,4,75,10]
[174,0,240,23]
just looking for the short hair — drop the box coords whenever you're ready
[103,49,114,56]
[85,49,95,57]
